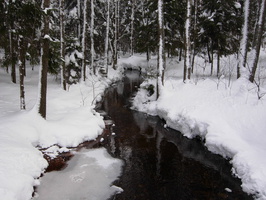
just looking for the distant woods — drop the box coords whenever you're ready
[0,0,265,117]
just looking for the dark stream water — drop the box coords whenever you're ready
[97,70,253,200]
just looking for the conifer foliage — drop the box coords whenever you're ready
[0,0,265,117]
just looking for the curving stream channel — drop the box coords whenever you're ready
[97,70,253,200]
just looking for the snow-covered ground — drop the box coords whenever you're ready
[131,52,266,200]
[1,51,266,199]
[0,64,123,200]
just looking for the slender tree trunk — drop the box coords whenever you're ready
[249,0,266,83]
[157,0,165,99]
[217,52,220,77]
[37,0,50,119]
[113,0,119,70]
[146,47,150,61]
[130,0,135,56]
[91,0,95,75]
[19,36,26,110]
[60,0,66,90]
[77,0,81,43]
[104,0,110,76]
[81,0,88,81]
[10,29,16,83]
[183,0,192,82]
[179,48,182,61]
[191,0,198,74]
[237,0,250,79]
[251,0,261,49]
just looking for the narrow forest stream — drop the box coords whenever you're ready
[97,70,253,200]
[34,70,253,200]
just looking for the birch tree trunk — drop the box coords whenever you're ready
[157,0,165,99]
[130,0,135,56]
[37,0,50,119]
[91,0,95,75]
[183,0,192,82]
[19,36,26,110]
[81,0,88,81]
[237,0,250,79]
[60,0,67,90]
[104,0,110,76]
[191,0,198,74]
[249,0,266,83]
[112,0,119,70]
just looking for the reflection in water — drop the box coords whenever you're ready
[99,70,252,200]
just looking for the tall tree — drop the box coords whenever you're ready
[60,0,67,90]
[7,0,17,83]
[18,35,26,110]
[183,0,192,82]
[238,0,250,79]
[249,0,266,83]
[77,0,81,42]
[157,0,165,98]
[130,0,136,56]
[104,0,111,75]
[37,0,50,119]
[112,0,119,70]
[81,0,88,81]
[91,0,95,75]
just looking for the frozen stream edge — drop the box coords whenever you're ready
[33,148,123,200]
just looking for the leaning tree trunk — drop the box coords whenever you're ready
[249,0,266,83]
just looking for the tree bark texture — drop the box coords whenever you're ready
[39,0,50,119]
[249,0,266,83]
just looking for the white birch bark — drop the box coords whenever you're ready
[130,0,135,56]
[238,0,250,80]
[113,0,119,70]
[157,0,165,98]
[184,0,192,82]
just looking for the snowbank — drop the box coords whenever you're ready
[0,65,123,200]
[132,53,266,200]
